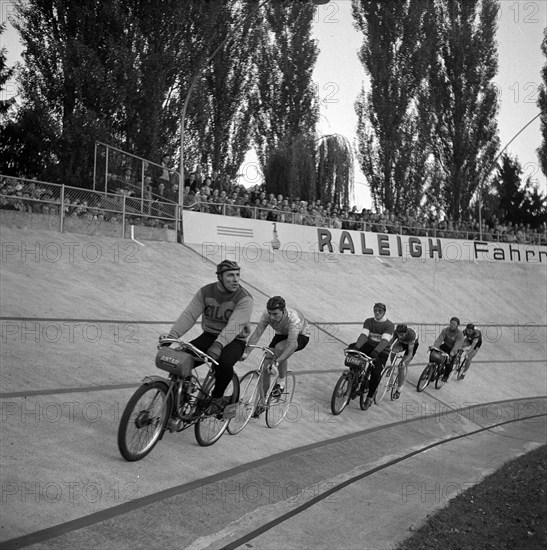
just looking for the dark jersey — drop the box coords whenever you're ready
[463,328,482,347]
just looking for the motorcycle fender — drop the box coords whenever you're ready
[141,375,168,385]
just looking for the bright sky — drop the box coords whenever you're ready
[2,0,546,209]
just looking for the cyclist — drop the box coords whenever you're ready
[432,317,465,381]
[350,302,395,410]
[388,324,419,399]
[162,260,253,412]
[460,323,482,379]
[243,296,310,416]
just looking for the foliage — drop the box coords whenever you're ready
[426,0,500,220]
[353,0,436,213]
[0,24,15,117]
[0,1,264,187]
[538,28,547,178]
[482,153,547,228]
[316,134,354,207]
[253,1,319,198]
[191,1,262,179]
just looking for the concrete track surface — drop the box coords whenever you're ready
[1,227,546,550]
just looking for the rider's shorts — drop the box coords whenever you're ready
[269,334,310,352]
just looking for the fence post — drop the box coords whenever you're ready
[60,185,65,233]
[122,195,126,238]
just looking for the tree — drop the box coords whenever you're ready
[427,0,500,220]
[538,28,547,178]
[253,1,319,198]
[0,24,15,117]
[316,134,354,207]
[188,1,262,179]
[2,1,258,185]
[485,153,547,228]
[353,0,436,213]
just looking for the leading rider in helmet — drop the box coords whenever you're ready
[163,260,253,412]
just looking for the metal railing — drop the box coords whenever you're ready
[0,175,180,238]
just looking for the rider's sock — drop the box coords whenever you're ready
[277,377,285,389]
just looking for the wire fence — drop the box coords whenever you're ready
[0,175,180,239]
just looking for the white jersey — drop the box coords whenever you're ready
[256,307,310,346]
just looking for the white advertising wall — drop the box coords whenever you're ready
[182,211,547,264]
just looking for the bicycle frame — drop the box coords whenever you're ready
[249,345,278,403]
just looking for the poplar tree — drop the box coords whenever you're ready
[538,28,547,178]
[353,0,435,213]
[253,1,319,199]
[426,0,500,220]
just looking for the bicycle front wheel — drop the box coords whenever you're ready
[266,371,296,428]
[195,373,240,446]
[435,365,446,389]
[330,372,353,415]
[455,358,465,380]
[416,364,433,392]
[227,370,260,435]
[117,381,171,462]
[374,365,393,404]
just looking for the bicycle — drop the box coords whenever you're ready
[374,349,405,404]
[227,345,296,434]
[453,347,471,380]
[117,338,239,460]
[416,346,450,392]
[330,348,375,415]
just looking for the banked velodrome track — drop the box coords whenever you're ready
[0,226,546,549]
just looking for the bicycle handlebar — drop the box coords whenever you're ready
[428,346,449,356]
[158,337,219,366]
[245,344,275,357]
[344,348,373,361]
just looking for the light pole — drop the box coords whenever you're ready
[478,112,541,240]
[178,0,331,207]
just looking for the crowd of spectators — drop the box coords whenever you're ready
[1,172,545,245]
[181,179,546,245]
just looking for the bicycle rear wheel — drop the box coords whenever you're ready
[227,370,260,435]
[195,373,239,446]
[374,365,394,404]
[266,371,296,428]
[416,364,433,392]
[330,372,353,415]
[117,381,171,461]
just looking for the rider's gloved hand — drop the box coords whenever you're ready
[158,333,172,348]
[207,341,223,362]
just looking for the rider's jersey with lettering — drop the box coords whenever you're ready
[362,318,395,343]
[434,327,464,352]
[255,307,310,347]
[463,328,482,346]
[169,282,253,348]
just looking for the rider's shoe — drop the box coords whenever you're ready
[205,397,227,416]
[363,397,373,410]
[252,403,265,419]
[460,373,466,380]
[271,384,283,398]
[168,417,182,431]
[393,390,401,400]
